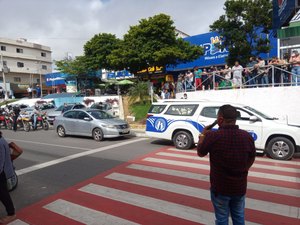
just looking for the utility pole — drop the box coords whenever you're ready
[0,53,8,100]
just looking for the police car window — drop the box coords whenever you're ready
[165,105,198,116]
[148,105,166,114]
[64,111,77,119]
[236,108,253,121]
[200,107,219,118]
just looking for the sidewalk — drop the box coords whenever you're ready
[130,123,147,138]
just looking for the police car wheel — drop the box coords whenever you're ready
[173,131,193,150]
[266,137,295,160]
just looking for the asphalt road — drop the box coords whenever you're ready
[1,128,165,214]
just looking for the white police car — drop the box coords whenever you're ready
[146,100,300,160]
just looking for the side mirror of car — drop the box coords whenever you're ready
[83,117,92,121]
[249,116,259,122]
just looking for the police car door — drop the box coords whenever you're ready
[235,107,263,147]
[197,106,220,133]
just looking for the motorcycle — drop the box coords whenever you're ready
[18,114,31,132]
[30,112,50,131]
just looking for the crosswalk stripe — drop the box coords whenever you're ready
[156,152,300,173]
[7,220,29,225]
[166,148,300,166]
[43,199,140,225]
[79,183,216,224]
[105,172,300,219]
[127,164,300,198]
[143,157,300,183]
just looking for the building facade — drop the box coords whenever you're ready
[0,38,52,97]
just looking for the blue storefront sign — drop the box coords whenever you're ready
[273,0,297,29]
[167,31,278,71]
[106,70,133,79]
[45,72,68,86]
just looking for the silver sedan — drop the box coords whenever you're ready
[53,109,130,141]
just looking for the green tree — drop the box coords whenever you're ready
[55,55,88,77]
[210,0,272,66]
[128,81,149,104]
[108,13,203,75]
[84,33,121,71]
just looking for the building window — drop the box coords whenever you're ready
[0,77,3,82]
[14,77,21,82]
[37,78,40,83]
[41,52,46,57]
[17,62,24,67]
[0,46,6,51]
[42,65,47,70]
[16,48,23,53]
[3,61,7,66]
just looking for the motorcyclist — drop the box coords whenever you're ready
[12,106,20,132]
[32,105,40,130]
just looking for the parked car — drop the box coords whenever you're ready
[53,109,130,141]
[146,100,300,160]
[89,102,114,115]
[47,103,85,125]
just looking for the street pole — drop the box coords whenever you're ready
[37,61,43,97]
[0,53,8,100]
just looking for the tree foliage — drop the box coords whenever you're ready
[127,81,150,104]
[210,0,272,66]
[56,13,203,79]
[84,33,121,71]
[55,56,88,78]
[108,13,203,75]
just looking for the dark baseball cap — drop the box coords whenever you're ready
[218,104,238,119]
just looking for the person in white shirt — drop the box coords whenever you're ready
[231,61,243,87]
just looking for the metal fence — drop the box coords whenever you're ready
[177,65,300,93]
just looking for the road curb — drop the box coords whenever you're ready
[131,129,148,138]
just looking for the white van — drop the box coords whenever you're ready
[146,100,300,160]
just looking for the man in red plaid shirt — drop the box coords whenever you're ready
[197,104,256,225]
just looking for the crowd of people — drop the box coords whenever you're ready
[158,51,300,99]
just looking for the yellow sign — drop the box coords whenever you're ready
[138,66,164,74]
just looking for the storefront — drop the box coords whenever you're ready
[274,0,300,58]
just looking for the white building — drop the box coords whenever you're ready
[0,38,52,97]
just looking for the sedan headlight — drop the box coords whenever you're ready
[102,124,117,129]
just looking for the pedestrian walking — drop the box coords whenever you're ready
[197,104,256,225]
[0,132,16,224]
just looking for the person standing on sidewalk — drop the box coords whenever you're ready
[197,104,255,225]
[0,132,16,224]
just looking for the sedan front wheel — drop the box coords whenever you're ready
[57,126,66,137]
[93,128,104,141]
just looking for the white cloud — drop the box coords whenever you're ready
[0,0,225,60]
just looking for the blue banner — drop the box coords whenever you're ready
[167,31,278,71]
[45,73,67,86]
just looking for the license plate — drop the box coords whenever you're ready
[120,129,129,134]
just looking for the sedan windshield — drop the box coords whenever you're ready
[88,110,114,119]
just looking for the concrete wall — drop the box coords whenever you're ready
[176,86,300,125]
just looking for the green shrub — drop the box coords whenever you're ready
[130,101,151,122]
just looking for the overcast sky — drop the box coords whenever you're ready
[0,0,226,60]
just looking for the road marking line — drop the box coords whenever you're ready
[7,138,90,151]
[167,148,300,165]
[127,164,300,197]
[44,199,139,225]
[156,152,300,173]
[143,157,300,183]
[106,172,300,219]
[7,220,29,225]
[79,183,260,225]
[15,138,147,176]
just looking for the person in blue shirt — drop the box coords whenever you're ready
[0,132,16,223]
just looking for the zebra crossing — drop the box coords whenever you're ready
[10,147,300,225]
